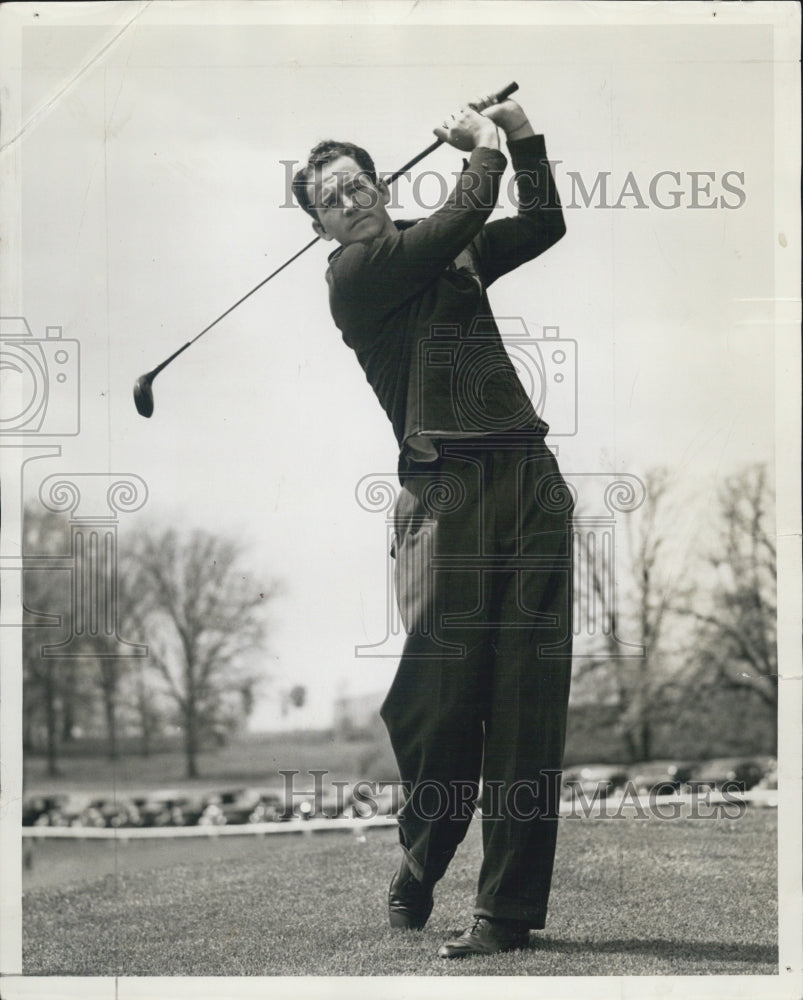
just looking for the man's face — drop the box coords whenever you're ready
[308,155,394,246]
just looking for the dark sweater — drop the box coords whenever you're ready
[325,135,566,460]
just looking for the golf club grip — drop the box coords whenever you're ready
[479,81,519,110]
[386,82,520,184]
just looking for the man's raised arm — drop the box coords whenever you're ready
[470,99,566,287]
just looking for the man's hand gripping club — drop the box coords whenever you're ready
[433,95,534,152]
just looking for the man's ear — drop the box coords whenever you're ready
[312,219,331,241]
[377,177,391,206]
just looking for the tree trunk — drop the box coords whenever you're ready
[622,727,638,764]
[103,688,118,761]
[61,700,75,743]
[139,701,152,758]
[99,660,120,761]
[44,663,60,778]
[134,669,152,757]
[639,719,652,762]
[184,707,199,779]
[60,661,78,743]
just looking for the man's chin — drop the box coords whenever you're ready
[349,220,375,240]
[344,230,377,246]
[338,215,394,246]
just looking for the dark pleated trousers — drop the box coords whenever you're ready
[380,435,574,927]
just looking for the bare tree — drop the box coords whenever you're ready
[22,507,86,775]
[685,464,777,744]
[122,526,278,778]
[23,503,142,764]
[573,468,693,761]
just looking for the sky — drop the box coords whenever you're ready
[2,1,798,734]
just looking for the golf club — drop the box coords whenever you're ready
[133,81,519,418]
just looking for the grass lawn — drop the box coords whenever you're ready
[23,807,777,977]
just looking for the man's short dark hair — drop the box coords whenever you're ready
[292,140,377,220]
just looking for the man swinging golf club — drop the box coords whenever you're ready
[293,91,573,959]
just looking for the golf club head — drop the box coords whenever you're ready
[133,373,155,418]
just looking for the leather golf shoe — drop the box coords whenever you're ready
[438,917,529,958]
[388,862,434,930]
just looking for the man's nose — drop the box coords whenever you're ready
[342,193,357,212]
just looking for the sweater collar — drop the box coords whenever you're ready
[326,219,420,263]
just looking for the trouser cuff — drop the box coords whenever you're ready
[399,842,454,885]
[400,845,426,883]
[474,893,547,929]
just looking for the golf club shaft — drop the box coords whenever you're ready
[156,235,321,374]
[144,81,518,375]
